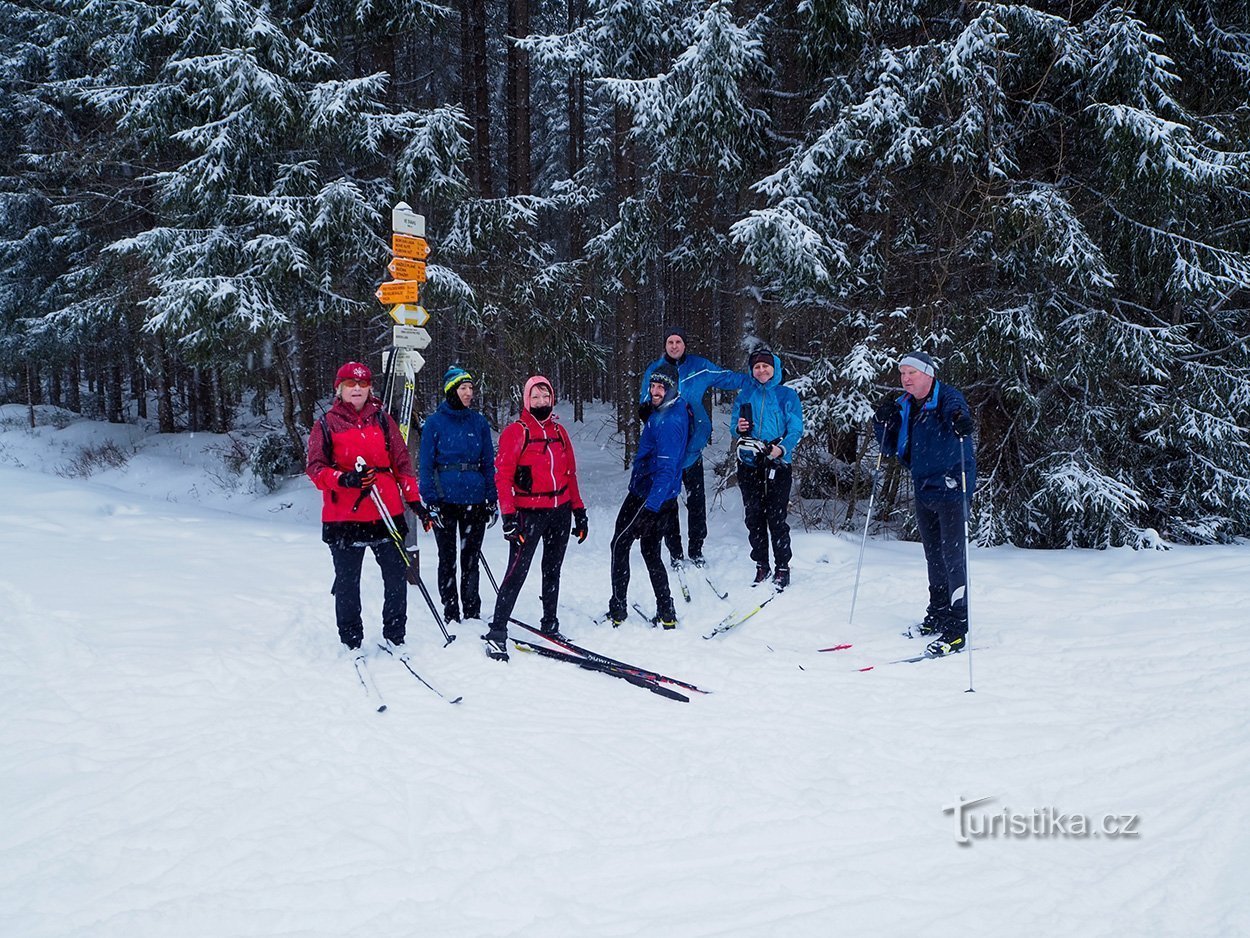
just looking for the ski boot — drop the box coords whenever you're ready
[539,618,561,637]
[773,566,790,592]
[752,564,771,586]
[655,601,678,631]
[481,627,509,661]
[925,633,966,658]
[689,553,707,569]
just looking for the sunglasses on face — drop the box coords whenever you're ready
[341,379,371,388]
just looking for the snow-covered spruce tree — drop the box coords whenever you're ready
[523,0,775,456]
[70,0,463,441]
[733,2,1250,546]
[0,1,106,412]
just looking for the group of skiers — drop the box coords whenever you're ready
[305,335,976,664]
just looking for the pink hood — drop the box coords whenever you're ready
[524,375,555,412]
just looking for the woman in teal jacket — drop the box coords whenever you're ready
[731,349,804,590]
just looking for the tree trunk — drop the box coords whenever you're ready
[463,0,493,197]
[26,362,35,428]
[274,337,302,452]
[506,0,531,196]
[157,339,175,433]
[108,363,124,423]
[67,353,81,413]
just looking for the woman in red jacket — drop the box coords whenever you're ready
[306,361,424,653]
[482,375,588,659]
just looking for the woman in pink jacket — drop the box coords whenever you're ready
[481,375,587,659]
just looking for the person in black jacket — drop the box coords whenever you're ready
[873,351,976,657]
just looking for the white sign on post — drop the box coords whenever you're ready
[392,325,432,350]
[392,201,426,237]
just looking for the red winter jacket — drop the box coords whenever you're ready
[306,397,420,524]
[495,408,584,515]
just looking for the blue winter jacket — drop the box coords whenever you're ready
[640,353,750,468]
[874,381,976,502]
[629,391,691,511]
[730,353,805,466]
[418,402,498,505]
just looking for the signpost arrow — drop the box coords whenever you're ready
[387,257,427,282]
[375,280,420,305]
[391,233,429,260]
[392,325,432,350]
[388,304,429,326]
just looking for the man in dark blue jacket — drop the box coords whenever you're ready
[639,328,750,567]
[418,367,498,623]
[609,362,689,628]
[873,351,976,657]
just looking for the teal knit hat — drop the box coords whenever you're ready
[443,366,473,394]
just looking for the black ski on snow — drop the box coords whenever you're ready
[352,654,387,712]
[856,646,984,671]
[672,562,692,603]
[509,619,710,695]
[377,643,463,704]
[511,638,690,702]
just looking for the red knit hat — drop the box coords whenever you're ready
[334,361,372,385]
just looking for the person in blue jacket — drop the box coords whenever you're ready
[639,328,749,568]
[873,350,976,657]
[418,367,498,624]
[608,362,689,628]
[732,348,805,591]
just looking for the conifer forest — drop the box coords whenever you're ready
[2,0,1248,547]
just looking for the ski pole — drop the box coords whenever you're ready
[359,457,456,646]
[480,550,500,593]
[958,437,974,693]
[848,452,882,627]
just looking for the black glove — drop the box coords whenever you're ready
[408,500,437,531]
[637,401,654,422]
[485,502,499,529]
[339,467,376,490]
[874,396,900,425]
[952,411,974,438]
[572,507,589,544]
[502,513,524,543]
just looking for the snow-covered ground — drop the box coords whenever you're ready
[2,402,1247,938]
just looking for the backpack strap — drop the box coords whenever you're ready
[318,408,393,468]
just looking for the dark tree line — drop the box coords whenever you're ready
[2,0,1248,545]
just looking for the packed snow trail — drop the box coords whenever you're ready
[2,407,1248,937]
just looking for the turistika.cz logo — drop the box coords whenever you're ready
[944,796,1142,846]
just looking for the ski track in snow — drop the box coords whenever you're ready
[1,403,1248,937]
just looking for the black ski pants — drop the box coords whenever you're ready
[432,502,487,621]
[610,492,676,619]
[738,459,793,571]
[914,495,968,636]
[662,457,707,561]
[488,504,572,634]
[329,540,407,648]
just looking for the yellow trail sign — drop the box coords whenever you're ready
[387,257,427,282]
[375,280,420,305]
[391,234,429,260]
